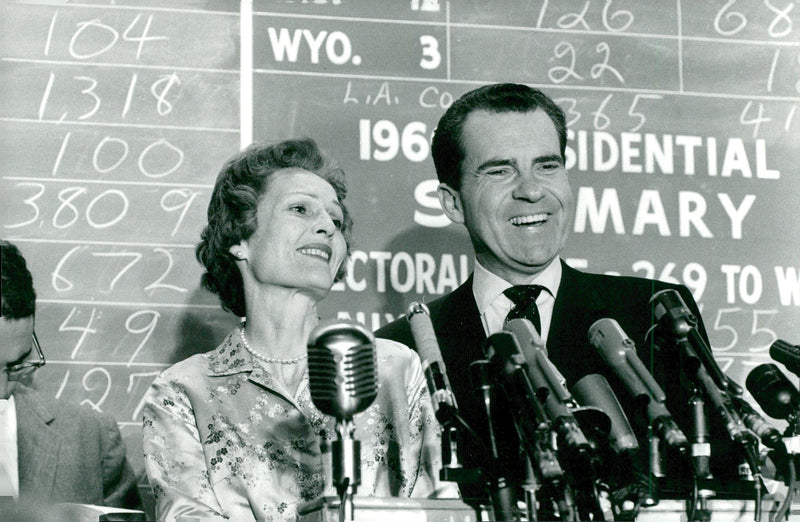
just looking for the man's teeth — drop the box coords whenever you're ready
[510,214,547,226]
[299,248,330,260]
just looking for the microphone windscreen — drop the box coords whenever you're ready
[486,331,526,374]
[308,320,378,420]
[770,340,800,377]
[650,289,695,337]
[573,374,640,454]
[469,360,492,391]
[746,363,800,420]
[406,302,442,366]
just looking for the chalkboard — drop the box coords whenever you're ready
[2,0,799,507]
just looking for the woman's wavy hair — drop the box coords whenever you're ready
[196,138,353,317]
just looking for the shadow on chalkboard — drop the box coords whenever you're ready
[378,225,472,317]
[170,287,239,365]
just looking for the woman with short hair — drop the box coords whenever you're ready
[143,138,444,521]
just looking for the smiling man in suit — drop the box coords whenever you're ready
[0,240,141,512]
[376,83,739,507]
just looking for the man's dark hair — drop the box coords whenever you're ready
[1,240,36,319]
[431,83,567,189]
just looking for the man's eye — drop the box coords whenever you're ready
[539,162,562,171]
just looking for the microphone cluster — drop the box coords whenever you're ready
[306,301,799,521]
[397,293,800,522]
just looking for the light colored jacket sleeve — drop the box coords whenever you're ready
[142,376,228,521]
[403,347,460,499]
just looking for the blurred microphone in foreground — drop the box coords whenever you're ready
[746,363,800,426]
[308,320,378,521]
[770,340,800,378]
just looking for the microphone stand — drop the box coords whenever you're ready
[332,419,360,522]
[524,339,607,520]
[486,332,574,521]
[651,291,764,521]
[687,390,715,522]
[307,320,379,522]
[470,360,520,521]
[404,303,486,493]
[679,337,764,522]
[425,384,484,486]
[775,425,800,522]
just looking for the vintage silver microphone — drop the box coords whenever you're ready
[308,320,378,521]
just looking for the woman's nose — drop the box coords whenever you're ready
[315,212,336,236]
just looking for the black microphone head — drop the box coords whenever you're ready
[770,340,800,377]
[469,359,492,392]
[746,363,800,420]
[650,289,697,338]
[307,320,378,421]
[485,331,525,369]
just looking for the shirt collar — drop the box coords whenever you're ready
[207,330,256,376]
[472,257,562,316]
[206,330,301,401]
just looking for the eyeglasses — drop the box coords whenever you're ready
[4,331,46,379]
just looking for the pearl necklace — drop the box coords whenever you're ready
[237,327,308,365]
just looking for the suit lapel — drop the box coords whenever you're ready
[547,262,610,385]
[431,276,487,386]
[15,386,61,498]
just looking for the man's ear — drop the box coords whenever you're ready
[437,183,465,224]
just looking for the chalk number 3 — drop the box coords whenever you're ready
[419,35,441,70]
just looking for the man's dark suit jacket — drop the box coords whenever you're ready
[13,384,142,509]
[376,261,739,501]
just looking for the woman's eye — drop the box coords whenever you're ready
[290,204,307,215]
[332,218,343,229]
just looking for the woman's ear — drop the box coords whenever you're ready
[437,183,465,224]
[229,242,248,261]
